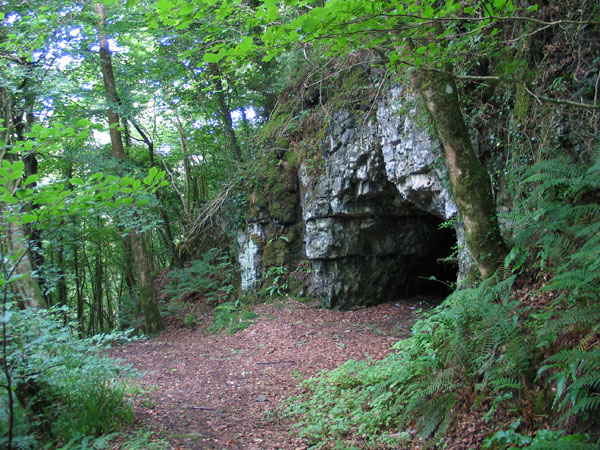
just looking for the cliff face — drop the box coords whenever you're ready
[239,84,473,308]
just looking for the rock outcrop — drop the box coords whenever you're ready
[239,84,471,308]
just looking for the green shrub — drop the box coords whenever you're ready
[0,305,136,449]
[162,248,235,303]
[183,313,198,328]
[209,298,257,334]
[261,265,289,298]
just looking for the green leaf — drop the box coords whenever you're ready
[180,3,194,16]
[157,0,174,11]
[236,36,255,54]
[24,174,38,185]
[301,16,319,34]
[1,193,18,204]
[89,172,104,182]
[120,176,135,186]
[21,213,38,224]
[493,0,507,8]
[203,52,223,63]
[422,5,435,18]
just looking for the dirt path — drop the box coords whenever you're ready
[109,298,433,449]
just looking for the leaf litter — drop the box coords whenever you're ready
[108,297,439,449]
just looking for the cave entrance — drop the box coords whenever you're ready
[343,211,458,308]
[306,184,460,308]
[405,215,458,297]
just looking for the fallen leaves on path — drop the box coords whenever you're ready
[109,297,435,449]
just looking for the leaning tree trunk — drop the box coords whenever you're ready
[0,86,45,309]
[95,2,164,333]
[412,66,507,279]
[208,64,243,161]
[5,220,45,308]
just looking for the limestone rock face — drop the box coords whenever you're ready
[237,223,264,292]
[377,86,457,219]
[239,85,472,308]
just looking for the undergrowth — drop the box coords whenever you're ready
[162,248,235,303]
[209,297,258,334]
[283,151,600,448]
[0,306,137,449]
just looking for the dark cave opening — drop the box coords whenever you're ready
[306,183,460,309]
[406,215,458,297]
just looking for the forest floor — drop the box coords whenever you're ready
[108,296,439,449]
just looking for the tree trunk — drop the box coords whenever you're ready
[208,64,242,161]
[0,87,45,309]
[54,244,68,314]
[6,220,45,308]
[412,67,506,279]
[95,2,125,159]
[95,2,164,333]
[74,241,84,337]
[129,230,163,333]
[93,234,104,332]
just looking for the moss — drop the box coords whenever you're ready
[515,83,530,125]
[262,238,287,268]
[328,68,372,112]
[268,198,295,224]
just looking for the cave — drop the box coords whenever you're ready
[405,215,458,297]
[306,181,459,309]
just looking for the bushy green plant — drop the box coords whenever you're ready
[209,298,257,334]
[0,305,136,449]
[183,312,198,328]
[505,152,600,430]
[262,265,289,297]
[484,419,597,449]
[162,248,234,302]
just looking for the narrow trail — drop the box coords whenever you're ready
[109,298,435,449]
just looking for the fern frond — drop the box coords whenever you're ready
[544,269,600,292]
[570,372,600,391]
[550,307,600,332]
[415,393,456,439]
[560,396,600,421]
[487,376,522,391]
[530,439,598,450]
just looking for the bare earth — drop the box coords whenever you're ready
[108,297,435,449]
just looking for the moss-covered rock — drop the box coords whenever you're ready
[262,237,287,268]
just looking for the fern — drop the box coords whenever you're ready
[539,349,600,425]
[415,393,456,439]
